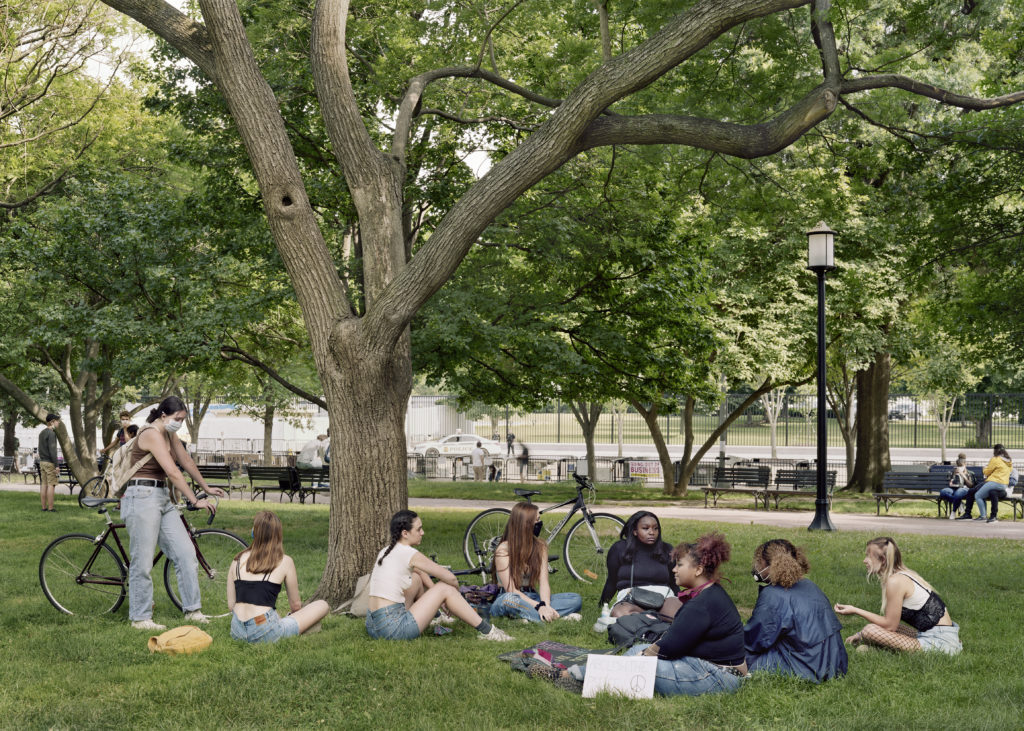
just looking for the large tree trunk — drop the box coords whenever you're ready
[315,331,412,603]
[848,352,891,493]
[568,400,602,479]
[631,401,676,493]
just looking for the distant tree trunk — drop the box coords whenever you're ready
[974,396,993,448]
[849,352,891,493]
[2,405,17,456]
[569,400,602,479]
[827,360,857,484]
[936,396,956,463]
[263,402,275,463]
[760,389,785,459]
[631,401,674,493]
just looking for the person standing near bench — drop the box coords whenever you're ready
[37,413,60,512]
[833,536,961,655]
[972,444,1012,523]
[470,441,486,481]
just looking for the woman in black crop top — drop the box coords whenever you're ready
[599,511,680,619]
[227,511,329,644]
[534,532,747,696]
[833,536,961,655]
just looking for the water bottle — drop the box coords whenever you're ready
[592,602,613,633]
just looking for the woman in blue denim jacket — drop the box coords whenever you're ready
[744,539,847,682]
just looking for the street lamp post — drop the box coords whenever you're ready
[807,222,837,532]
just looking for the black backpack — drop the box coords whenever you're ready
[607,611,672,650]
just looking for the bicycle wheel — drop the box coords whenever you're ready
[462,508,511,569]
[563,512,625,583]
[164,529,247,615]
[77,475,110,507]
[39,533,126,615]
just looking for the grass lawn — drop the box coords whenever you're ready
[3,491,1022,729]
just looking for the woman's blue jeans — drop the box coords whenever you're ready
[120,485,200,621]
[489,590,582,622]
[939,486,969,511]
[567,644,743,696]
[974,482,1007,519]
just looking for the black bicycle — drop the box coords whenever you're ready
[462,472,624,583]
[39,493,247,616]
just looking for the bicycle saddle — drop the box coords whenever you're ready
[513,488,542,499]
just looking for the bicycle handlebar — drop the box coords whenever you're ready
[185,492,219,525]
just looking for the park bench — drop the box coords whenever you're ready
[244,465,295,502]
[702,465,771,508]
[295,466,330,503]
[191,464,237,498]
[0,456,13,482]
[765,469,837,510]
[873,472,948,517]
[932,464,1024,521]
[58,463,79,494]
[20,460,39,484]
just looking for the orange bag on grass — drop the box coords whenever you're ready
[147,625,213,655]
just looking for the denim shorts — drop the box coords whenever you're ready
[230,610,300,644]
[917,622,962,655]
[365,602,421,640]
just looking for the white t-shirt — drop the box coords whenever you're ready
[369,542,417,604]
[471,447,485,467]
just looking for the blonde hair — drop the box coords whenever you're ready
[237,511,284,574]
[865,537,931,613]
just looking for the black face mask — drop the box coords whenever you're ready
[533,521,543,537]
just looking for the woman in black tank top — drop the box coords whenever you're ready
[227,511,329,644]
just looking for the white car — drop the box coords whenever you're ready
[412,434,501,458]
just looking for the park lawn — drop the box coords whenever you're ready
[2,491,1022,730]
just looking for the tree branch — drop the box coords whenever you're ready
[840,75,1024,110]
[219,346,328,410]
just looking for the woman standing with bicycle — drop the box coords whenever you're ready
[366,510,513,641]
[122,396,226,630]
[489,502,583,623]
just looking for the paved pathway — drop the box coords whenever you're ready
[4,478,1019,539]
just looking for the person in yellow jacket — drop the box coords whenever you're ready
[973,444,1012,522]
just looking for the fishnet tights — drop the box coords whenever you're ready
[855,622,921,652]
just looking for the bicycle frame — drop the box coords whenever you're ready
[534,491,588,548]
[74,502,217,588]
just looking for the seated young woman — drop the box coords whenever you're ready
[598,510,680,619]
[366,510,512,641]
[744,539,847,682]
[227,511,330,644]
[488,502,583,623]
[535,532,746,695]
[833,536,961,655]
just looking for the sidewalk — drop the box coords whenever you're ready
[5,478,1020,539]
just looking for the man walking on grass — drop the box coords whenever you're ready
[38,413,60,512]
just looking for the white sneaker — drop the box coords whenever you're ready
[131,619,166,631]
[184,610,210,624]
[478,625,514,642]
[429,612,456,627]
[560,612,583,622]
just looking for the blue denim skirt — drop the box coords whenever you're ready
[917,622,962,655]
[230,610,300,644]
[365,602,421,640]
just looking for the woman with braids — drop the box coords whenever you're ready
[833,537,961,655]
[365,510,513,641]
[744,539,847,682]
[488,502,583,622]
[598,510,680,619]
[227,511,329,643]
[533,532,746,695]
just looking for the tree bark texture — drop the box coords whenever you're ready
[569,400,602,480]
[849,352,891,493]
[2,406,17,457]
